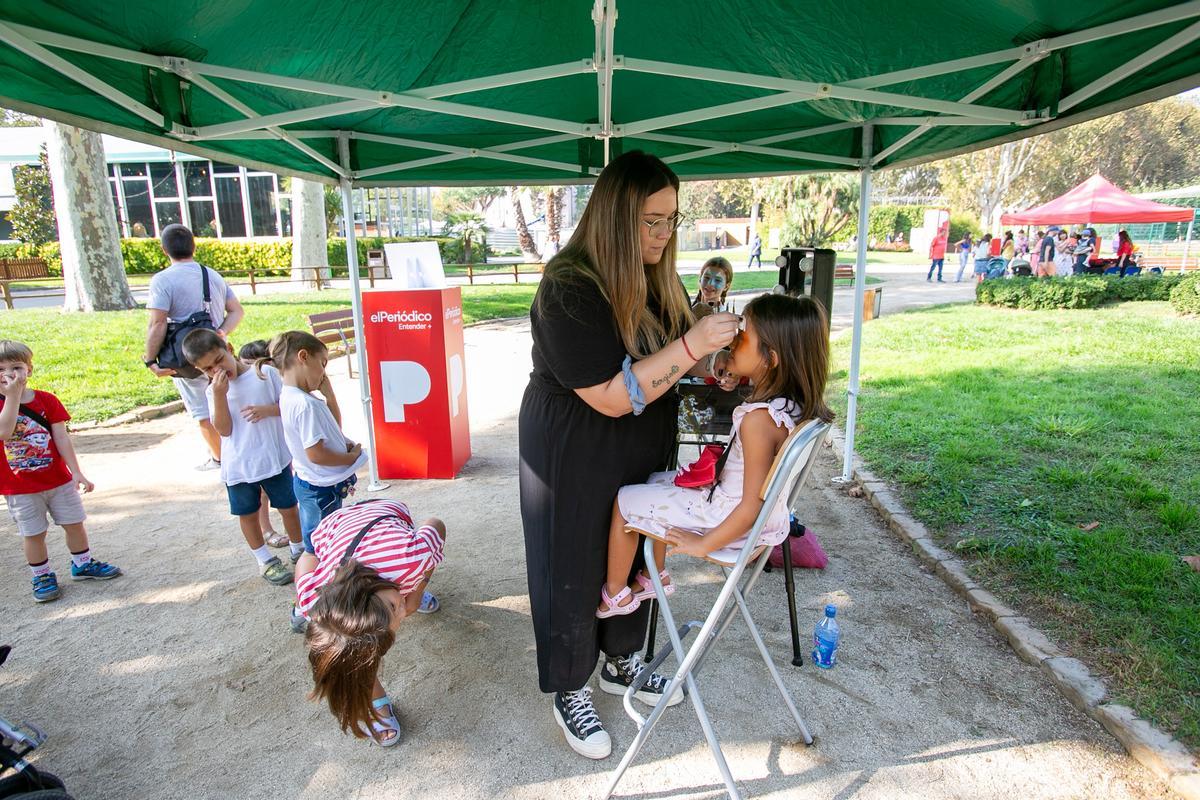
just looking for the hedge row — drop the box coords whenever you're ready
[0,236,456,277]
[976,274,1189,310]
[1169,274,1200,315]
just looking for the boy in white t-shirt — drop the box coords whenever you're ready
[182,330,303,586]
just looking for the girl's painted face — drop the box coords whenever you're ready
[640,186,678,266]
[727,315,768,383]
[699,269,727,302]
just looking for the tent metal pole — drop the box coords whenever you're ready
[338,135,387,492]
[842,124,873,483]
[1182,216,1195,274]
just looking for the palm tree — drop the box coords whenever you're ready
[509,186,541,261]
[444,210,489,264]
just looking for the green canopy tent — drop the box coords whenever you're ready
[2,1,1199,490]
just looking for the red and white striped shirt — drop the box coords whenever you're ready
[295,499,443,617]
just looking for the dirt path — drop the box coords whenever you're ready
[0,315,1168,800]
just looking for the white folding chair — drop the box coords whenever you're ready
[604,418,831,800]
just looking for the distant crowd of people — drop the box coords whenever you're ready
[935,227,1139,283]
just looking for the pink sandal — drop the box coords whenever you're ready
[597,584,641,618]
[632,570,676,602]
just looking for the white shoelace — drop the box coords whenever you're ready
[615,655,667,691]
[562,687,602,732]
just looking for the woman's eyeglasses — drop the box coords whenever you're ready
[641,213,682,239]
[700,273,726,290]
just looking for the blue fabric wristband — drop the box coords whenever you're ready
[621,355,646,416]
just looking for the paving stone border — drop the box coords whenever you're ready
[829,426,1200,799]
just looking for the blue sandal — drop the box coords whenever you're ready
[363,696,402,747]
[417,591,439,614]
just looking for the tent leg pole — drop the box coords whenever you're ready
[841,124,873,483]
[339,137,387,493]
[1181,217,1194,274]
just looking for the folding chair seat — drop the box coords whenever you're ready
[604,419,832,800]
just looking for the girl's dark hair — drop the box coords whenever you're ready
[238,339,270,361]
[181,328,225,367]
[306,561,396,739]
[693,256,734,308]
[255,330,327,378]
[741,294,833,424]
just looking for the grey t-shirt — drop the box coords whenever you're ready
[147,261,234,326]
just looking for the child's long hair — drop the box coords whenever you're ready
[238,339,270,362]
[255,331,327,379]
[693,256,733,308]
[742,294,834,423]
[306,561,396,738]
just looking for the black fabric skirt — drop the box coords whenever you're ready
[518,377,677,693]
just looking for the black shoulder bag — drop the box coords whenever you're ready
[155,264,217,380]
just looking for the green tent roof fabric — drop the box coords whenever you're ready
[1,1,1199,185]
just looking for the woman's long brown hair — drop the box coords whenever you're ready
[537,150,693,358]
[742,294,834,424]
[305,561,396,738]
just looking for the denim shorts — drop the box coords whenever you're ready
[226,466,298,516]
[294,473,357,552]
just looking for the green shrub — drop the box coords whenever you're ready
[948,212,981,244]
[327,236,456,267]
[976,276,1109,309]
[867,205,928,243]
[1101,273,1185,302]
[1170,273,1200,315]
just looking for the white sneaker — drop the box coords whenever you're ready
[195,457,221,472]
[598,654,684,707]
[553,688,611,759]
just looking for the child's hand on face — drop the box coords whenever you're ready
[317,374,334,396]
[210,369,229,395]
[0,373,26,398]
[665,526,711,558]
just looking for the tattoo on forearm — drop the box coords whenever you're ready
[651,365,680,388]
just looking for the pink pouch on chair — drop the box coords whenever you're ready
[674,444,724,488]
[768,529,828,570]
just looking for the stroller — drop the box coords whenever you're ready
[985,256,1008,279]
[0,646,74,800]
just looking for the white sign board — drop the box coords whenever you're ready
[381,242,446,289]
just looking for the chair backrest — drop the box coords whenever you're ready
[757,418,831,515]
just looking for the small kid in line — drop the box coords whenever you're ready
[239,339,289,549]
[183,330,304,586]
[1,340,121,603]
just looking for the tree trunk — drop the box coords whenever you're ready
[43,121,135,312]
[545,187,561,253]
[292,178,330,287]
[510,187,541,261]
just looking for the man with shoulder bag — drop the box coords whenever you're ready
[142,224,245,470]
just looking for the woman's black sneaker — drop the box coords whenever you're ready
[599,654,684,707]
[553,687,611,759]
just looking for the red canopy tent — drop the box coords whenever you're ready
[1001,174,1194,224]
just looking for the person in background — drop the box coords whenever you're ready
[1029,230,1045,276]
[692,257,734,317]
[954,232,973,282]
[143,224,245,470]
[239,340,288,549]
[973,234,993,283]
[1000,231,1015,265]
[926,227,947,282]
[747,232,762,269]
[1015,229,1029,256]
[1072,229,1095,274]
[1114,229,1136,277]
[1055,229,1074,277]
[1038,227,1059,278]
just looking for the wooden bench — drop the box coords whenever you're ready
[1139,255,1197,272]
[0,257,51,310]
[307,309,357,377]
[834,264,855,281]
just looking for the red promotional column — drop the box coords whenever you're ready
[361,287,471,479]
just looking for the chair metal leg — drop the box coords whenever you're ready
[780,540,804,666]
[731,584,813,744]
[644,598,659,660]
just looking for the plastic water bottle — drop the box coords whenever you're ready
[812,605,839,669]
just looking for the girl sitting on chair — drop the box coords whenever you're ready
[597,293,834,617]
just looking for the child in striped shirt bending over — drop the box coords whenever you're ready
[294,499,444,747]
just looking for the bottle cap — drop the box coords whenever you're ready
[825,604,837,617]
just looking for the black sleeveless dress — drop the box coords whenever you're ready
[518,276,679,693]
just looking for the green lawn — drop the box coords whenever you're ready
[829,301,1200,747]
